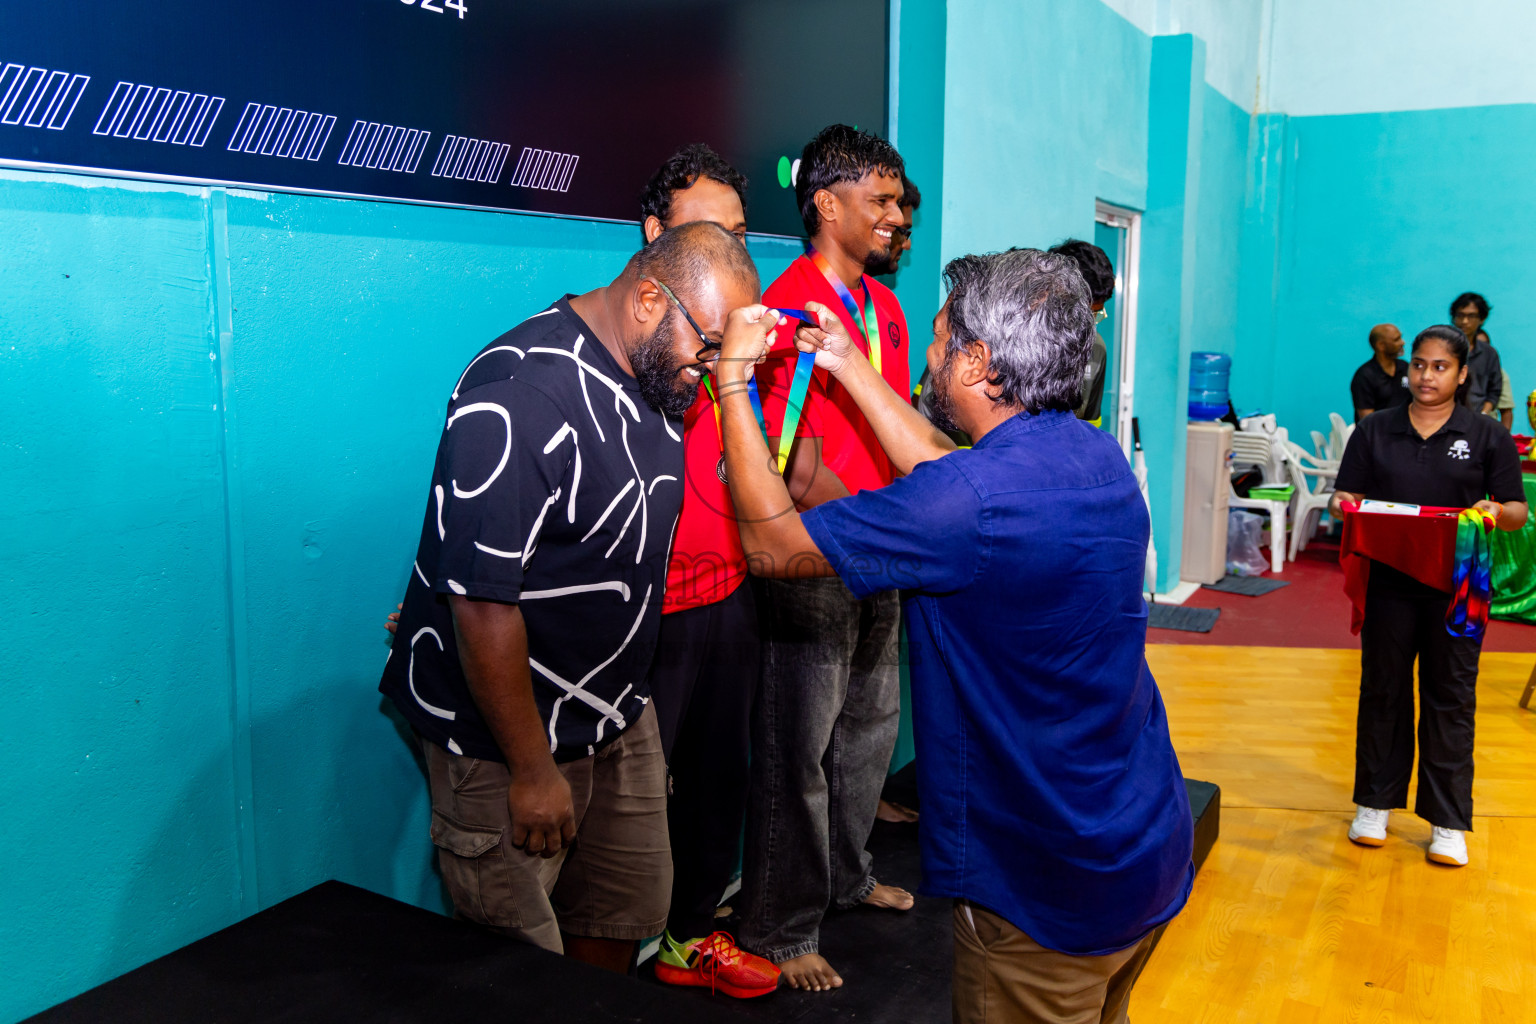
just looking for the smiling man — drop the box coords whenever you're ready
[378,222,760,974]
[738,123,915,993]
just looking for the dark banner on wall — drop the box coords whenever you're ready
[0,1,886,236]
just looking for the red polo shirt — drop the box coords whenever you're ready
[759,253,911,494]
[665,374,823,614]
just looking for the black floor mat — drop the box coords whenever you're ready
[1202,575,1290,596]
[1146,604,1220,632]
[30,797,1220,1024]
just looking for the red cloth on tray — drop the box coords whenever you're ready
[1339,503,1463,634]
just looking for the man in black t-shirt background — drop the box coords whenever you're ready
[1350,323,1408,422]
[380,223,769,974]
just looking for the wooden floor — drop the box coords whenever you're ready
[1131,646,1536,1024]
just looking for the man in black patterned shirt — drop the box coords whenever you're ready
[381,222,765,972]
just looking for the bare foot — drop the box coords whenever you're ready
[863,884,915,911]
[779,953,843,992]
[876,799,919,823]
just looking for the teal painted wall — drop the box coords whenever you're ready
[1,176,245,1023]
[1136,34,1205,592]
[1191,85,1250,366]
[1232,112,1290,417]
[885,0,947,774]
[888,0,947,381]
[0,169,807,1022]
[941,0,1151,260]
[1255,103,1536,444]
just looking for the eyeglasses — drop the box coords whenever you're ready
[654,280,718,363]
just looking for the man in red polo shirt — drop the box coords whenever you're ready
[738,124,914,993]
[639,144,804,999]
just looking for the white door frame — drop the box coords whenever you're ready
[1094,200,1141,459]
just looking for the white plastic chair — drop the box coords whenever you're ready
[1301,428,1340,491]
[1284,440,1336,560]
[1328,412,1355,463]
[1310,429,1330,461]
[1229,430,1289,574]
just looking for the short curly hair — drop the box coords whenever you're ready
[795,124,904,236]
[639,143,747,225]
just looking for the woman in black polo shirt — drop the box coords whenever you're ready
[1329,325,1527,868]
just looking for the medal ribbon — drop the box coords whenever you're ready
[702,309,817,474]
[1445,507,1496,639]
[806,245,881,375]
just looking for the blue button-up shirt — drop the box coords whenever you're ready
[801,410,1193,954]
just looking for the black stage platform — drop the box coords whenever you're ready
[27,780,1219,1024]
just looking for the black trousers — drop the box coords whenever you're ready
[1355,570,1482,830]
[648,581,760,940]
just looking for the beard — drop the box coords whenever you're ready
[630,313,699,419]
[928,351,961,433]
[867,247,899,277]
[863,241,896,275]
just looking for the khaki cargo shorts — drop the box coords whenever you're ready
[422,703,671,953]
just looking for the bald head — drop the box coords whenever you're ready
[629,220,759,309]
[591,220,760,420]
[1369,323,1403,359]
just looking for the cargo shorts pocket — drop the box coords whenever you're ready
[429,810,522,929]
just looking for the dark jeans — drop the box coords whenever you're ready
[648,582,759,940]
[1355,570,1481,830]
[740,576,901,963]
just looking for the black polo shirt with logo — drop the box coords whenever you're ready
[1335,402,1523,594]
[1349,357,1409,422]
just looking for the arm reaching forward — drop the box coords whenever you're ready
[716,306,836,579]
[793,301,956,475]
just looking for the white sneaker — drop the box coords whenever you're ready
[1348,806,1389,847]
[1428,826,1468,867]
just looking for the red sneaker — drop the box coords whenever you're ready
[654,931,781,999]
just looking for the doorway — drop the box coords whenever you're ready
[1093,200,1141,459]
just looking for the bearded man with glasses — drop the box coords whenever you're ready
[379,222,772,975]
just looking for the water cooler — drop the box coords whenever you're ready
[1182,353,1234,584]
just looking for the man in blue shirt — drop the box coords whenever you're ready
[714,248,1193,1021]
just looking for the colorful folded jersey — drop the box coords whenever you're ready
[1446,508,1497,639]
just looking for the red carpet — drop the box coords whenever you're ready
[1150,539,1536,652]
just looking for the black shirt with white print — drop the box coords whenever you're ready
[1334,401,1523,595]
[381,297,685,762]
